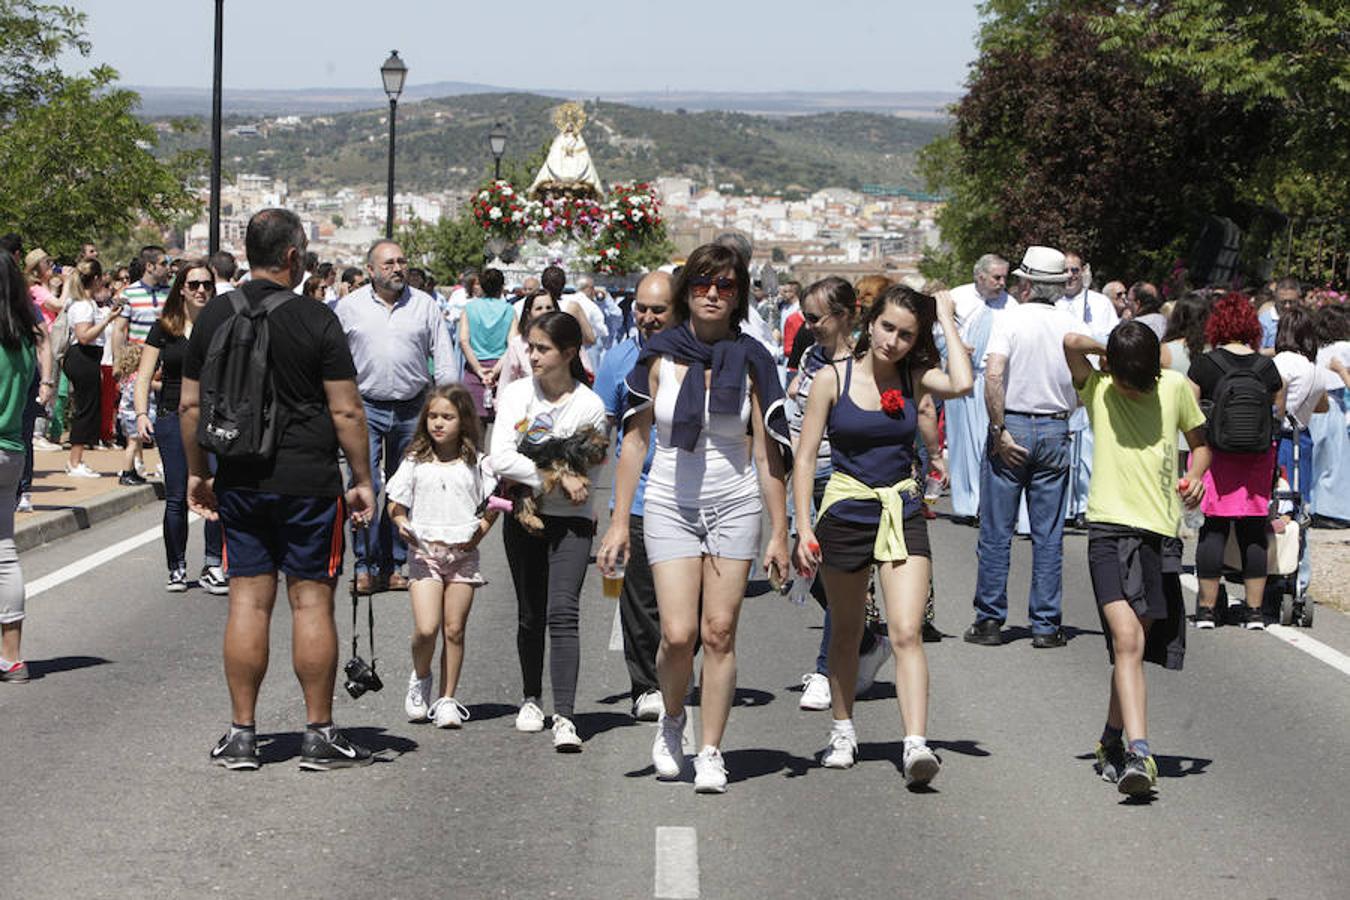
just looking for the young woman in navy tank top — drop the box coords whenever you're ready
[793,284,972,784]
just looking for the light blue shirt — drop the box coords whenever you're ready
[329,284,456,401]
[594,337,656,518]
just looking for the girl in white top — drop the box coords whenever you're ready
[62,259,123,477]
[598,243,792,794]
[489,311,608,752]
[387,384,498,729]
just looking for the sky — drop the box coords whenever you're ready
[63,0,983,94]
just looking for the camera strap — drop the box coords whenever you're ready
[350,525,376,665]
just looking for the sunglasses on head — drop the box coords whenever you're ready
[185,280,213,291]
[690,275,736,294]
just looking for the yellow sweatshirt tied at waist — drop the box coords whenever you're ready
[815,471,919,563]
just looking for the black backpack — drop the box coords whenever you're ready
[196,289,297,462]
[1202,353,1274,454]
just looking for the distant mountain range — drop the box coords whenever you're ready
[130,80,959,119]
[148,91,949,198]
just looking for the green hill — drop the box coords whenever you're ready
[150,92,946,198]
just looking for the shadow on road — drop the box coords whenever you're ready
[722,747,814,782]
[1002,624,1104,643]
[1072,751,1212,780]
[256,727,418,764]
[465,702,518,722]
[23,655,111,679]
[577,711,634,740]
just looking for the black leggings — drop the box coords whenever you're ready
[62,344,103,446]
[502,514,593,718]
[1195,515,1268,580]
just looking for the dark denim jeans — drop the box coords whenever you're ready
[974,413,1071,634]
[357,395,422,577]
[156,412,222,571]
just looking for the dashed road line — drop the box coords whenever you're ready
[609,604,624,651]
[654,826,699,899]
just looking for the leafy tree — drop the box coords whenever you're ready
[0,4,204,258]
[399,214,488,284]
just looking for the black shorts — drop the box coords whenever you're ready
[816,510,931,573]
[1089,524,1187,671]
[219,489,346,580]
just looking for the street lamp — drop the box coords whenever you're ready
[488,122,507,181]
[380,50,408,239]
[208,0,223,254]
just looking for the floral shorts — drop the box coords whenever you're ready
[408,545,487,586]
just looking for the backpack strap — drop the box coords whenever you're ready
[260,291,298,316]
[1208,350,1235,376]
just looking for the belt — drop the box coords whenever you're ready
[1006,409,1070,420]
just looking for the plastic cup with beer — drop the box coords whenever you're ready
[602,563,625,599]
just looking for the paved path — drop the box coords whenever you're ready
[4,478,1350,899]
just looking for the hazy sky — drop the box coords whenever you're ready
[65,0,982,93]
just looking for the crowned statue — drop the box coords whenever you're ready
[528,102,604,200]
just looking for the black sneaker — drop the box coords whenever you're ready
[1117,751,1158,797]
[199,565,229,596]
[117,470,147,486]
[1194,605,1217,629]
[921,621,944,643]
[1094,738,1126,783]
[210,730,260,770]
[963,619,1003,646]
[298,726,374,771]
[1031,629,1067,649]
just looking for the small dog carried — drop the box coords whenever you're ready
[496,426,609,534]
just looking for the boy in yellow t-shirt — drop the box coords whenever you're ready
[1065,322,1211,798]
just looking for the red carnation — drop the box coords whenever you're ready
[880,389,905,416]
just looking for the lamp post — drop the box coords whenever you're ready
[208,0,223,254]
[380,50,408,239]
[488,121,507,181]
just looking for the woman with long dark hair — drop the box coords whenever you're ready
[62,260,119,478]
[134,259,227,594]
[1160,291,1211,375]
[792,284,971,783]
[489,310,608,753]
[491,290,557,396]
[1186,293,1284,630]
[598,242,793,793]
[0,254,46,682]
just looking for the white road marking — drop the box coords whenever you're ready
[1179,573,1350,679]
[24,515,199,599]
[609,604,623,651]
[654,826,699,899]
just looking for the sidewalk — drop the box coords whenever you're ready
[14,446,165,553]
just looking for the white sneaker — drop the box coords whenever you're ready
[405,672,433,722]
[15,493,32,513]
[515,699,546,733]
[1244,619,1267,631]
[902,740,940,787]
[64,462,100,478]
[430,696,470,729]
[799,673,831,711]
[32,436,61,452]
[855,632,893,695]
[633,689,663,722]
[652,711,686,779]
[551,714,582,752]
[693,746,728,794]
[822,731,858,769]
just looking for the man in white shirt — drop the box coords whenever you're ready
[1055,252,1118,522]
[566,282,609,371]
[965,247,1087,648]
[945,253,1017,522]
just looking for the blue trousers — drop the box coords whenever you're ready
[357,395,422,576]
[156,412,222,571]
[974,414,1071,634]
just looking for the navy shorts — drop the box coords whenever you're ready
[218,489,346,580]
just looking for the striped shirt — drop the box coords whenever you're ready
[119,281,169,345]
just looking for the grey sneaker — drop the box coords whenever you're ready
[1094,738,1127,783]
[210,729,260,770]
[298,726,374,771]
[0,660,29,683]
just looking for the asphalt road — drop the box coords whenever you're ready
[4,484,1350,899]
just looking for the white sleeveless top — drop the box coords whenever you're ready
[644,356,757,508]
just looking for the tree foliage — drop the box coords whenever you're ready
[924,0,1348,287]
[0,3,203,259]
[399,214,489,284]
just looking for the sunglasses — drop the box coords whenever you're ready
[1067,267,1082,274]
[690,276,736,295]
[185,280,214,291]
[803,311,831,325]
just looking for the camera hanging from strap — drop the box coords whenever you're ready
[350,525,377,671]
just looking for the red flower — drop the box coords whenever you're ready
[880,389,906,416]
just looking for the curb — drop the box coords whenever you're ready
[15,482,165,553]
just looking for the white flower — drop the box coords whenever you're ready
[501,186,514,197]
[489,207,502,220]
[478,191,489,200]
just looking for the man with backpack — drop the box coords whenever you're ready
[181,208,377,771]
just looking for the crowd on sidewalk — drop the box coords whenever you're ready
[3,211,1348,800]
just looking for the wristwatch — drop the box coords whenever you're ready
[989,423,1005,438]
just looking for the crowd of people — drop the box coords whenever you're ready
[1,212,1347,799]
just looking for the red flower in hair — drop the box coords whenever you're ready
[880,389,905,416]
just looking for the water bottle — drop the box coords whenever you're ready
[1177,478,1204,532]
[923,470,943,504]
[788,571,815,607]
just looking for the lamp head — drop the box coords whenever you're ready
[381,50,407,100]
